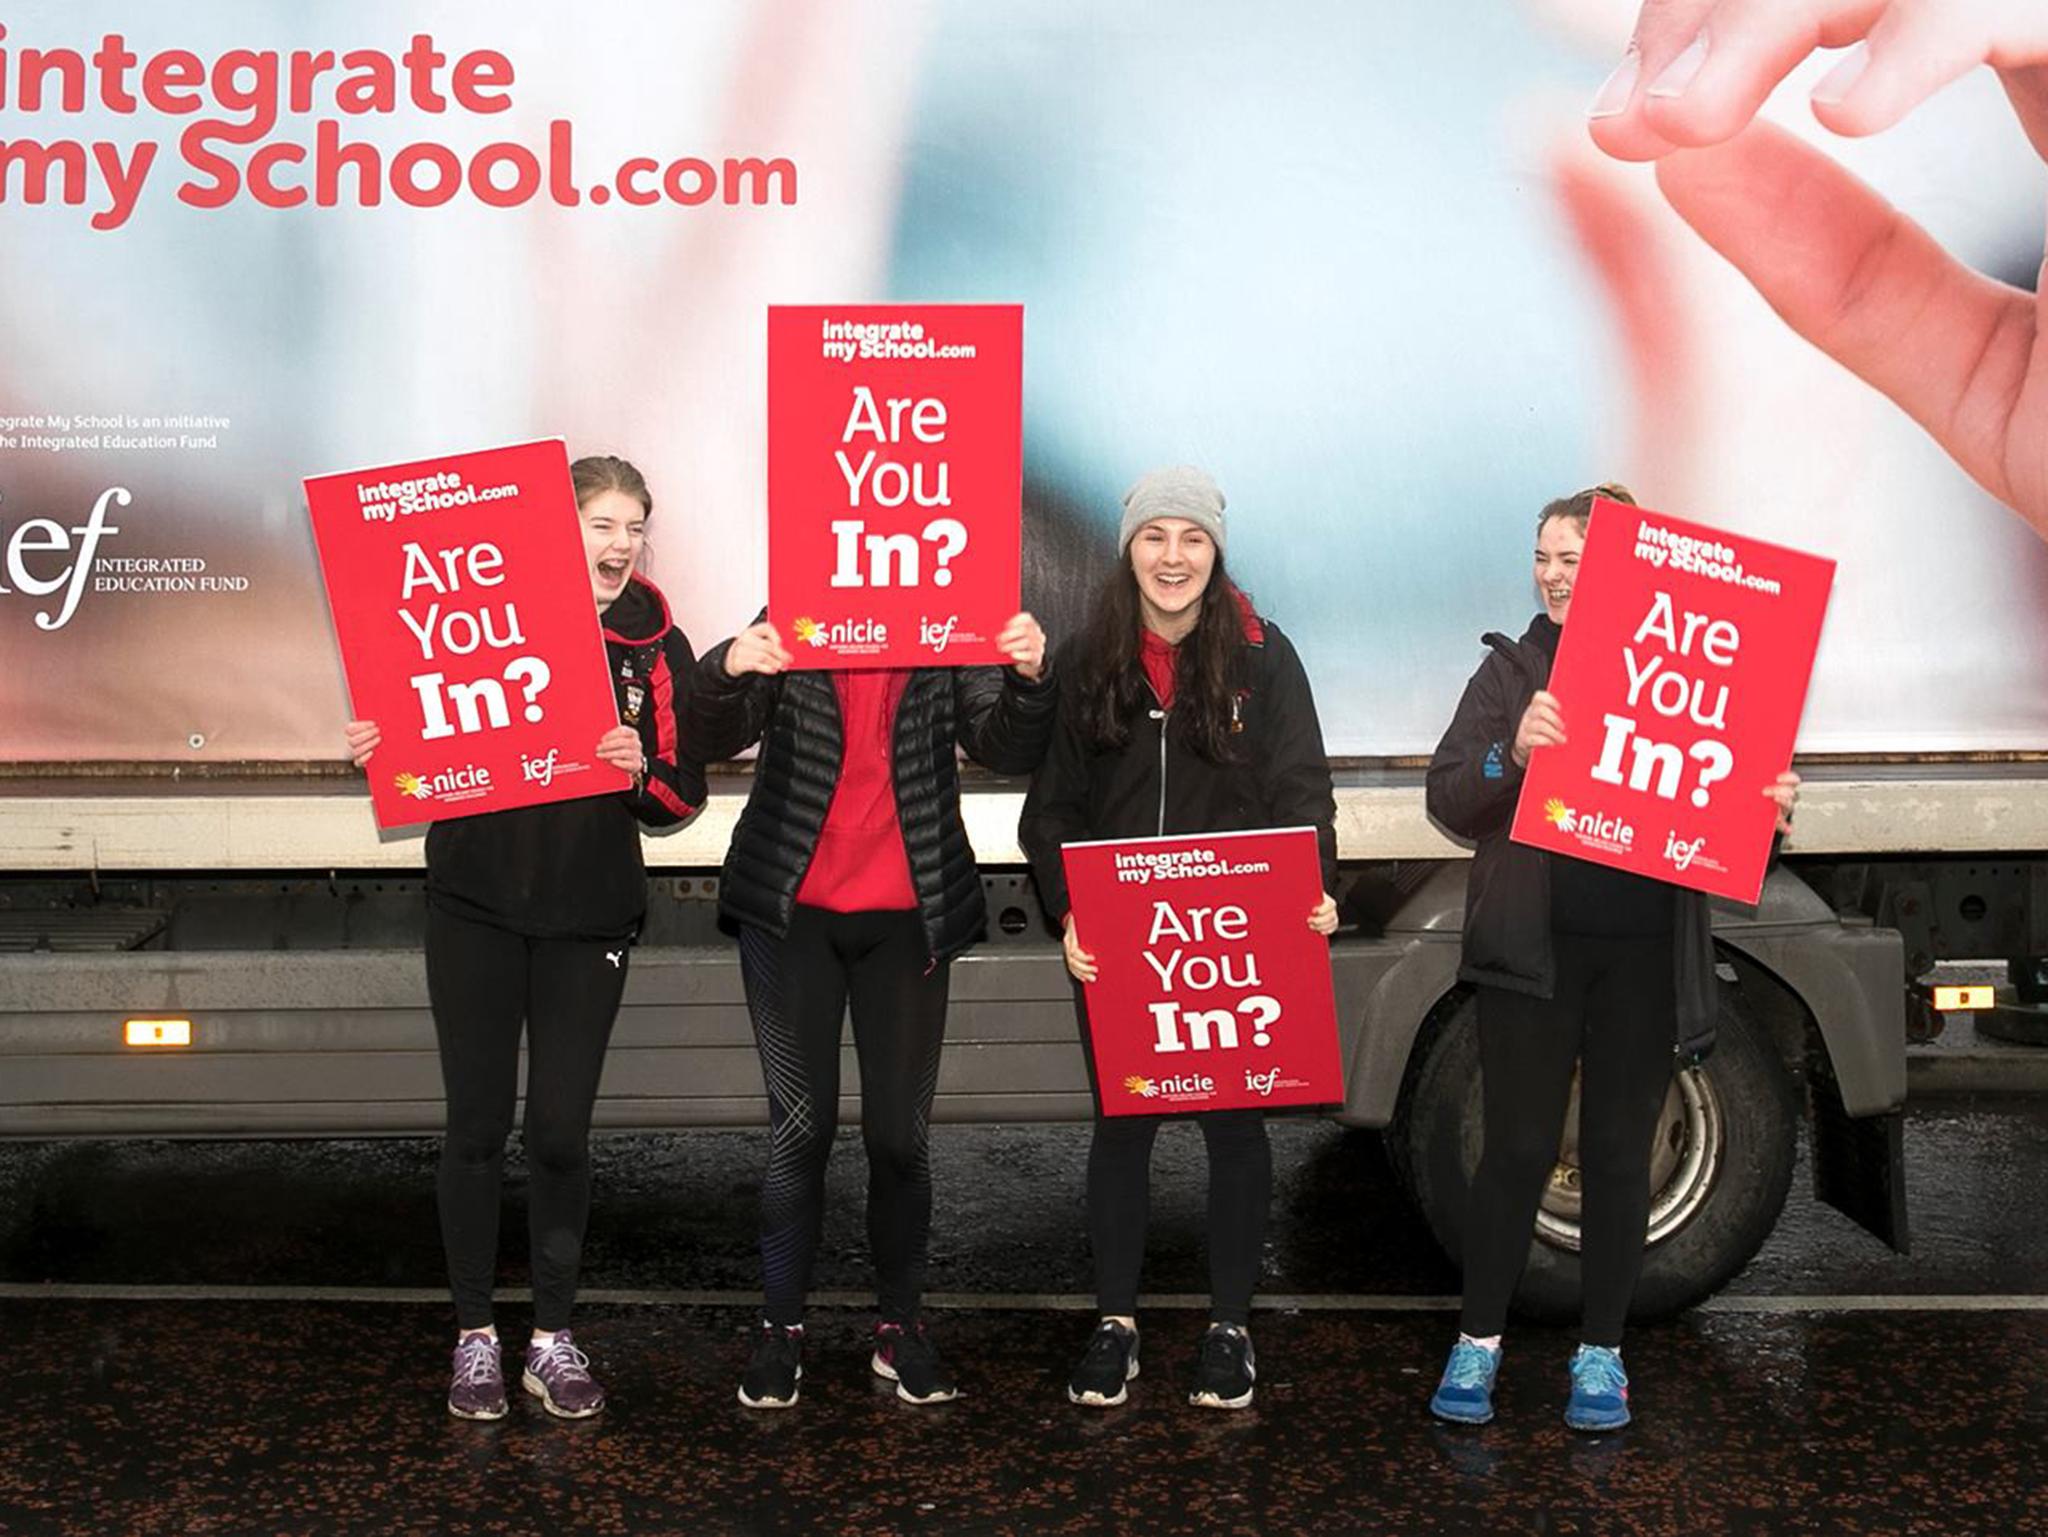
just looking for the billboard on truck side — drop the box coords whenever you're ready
[3,2,2044,763]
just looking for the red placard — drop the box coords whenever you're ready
[304,439,630,830]
[1510,499,1835,903]
[768,304,1022,668]
[1062,828,1343,1117]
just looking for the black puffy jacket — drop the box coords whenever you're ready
[1424,614,1719,1059]
[1018,608,1337,924]
[688,640,1058,962]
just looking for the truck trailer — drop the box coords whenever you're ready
[5,2,2048,1322]
[5,763,2043,1317]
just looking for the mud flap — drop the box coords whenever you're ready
[1807,1033,1910,1253]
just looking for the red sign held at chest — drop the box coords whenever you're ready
[305,438,629,830]
[1510,499,1835,904]
[1062,828,1343,1117]
[768,304,1022,668]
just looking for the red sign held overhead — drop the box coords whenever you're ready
[1061,828,1343,1117]
[1510,498,1835,904]
[305,438,630,830]
[768,304,1022,668]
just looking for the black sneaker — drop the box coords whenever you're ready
[871,1321,959,1405]
[1189,1323,1256,1410]
[738,1322,804,1409]
[1067,1319,1141,1407]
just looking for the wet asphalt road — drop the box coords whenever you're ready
[7,1099,2048,1534]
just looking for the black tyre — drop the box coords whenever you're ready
[1387,983,1799,1321]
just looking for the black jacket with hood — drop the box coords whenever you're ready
[1019,601,1338,925]
[687,626,1059,964]
[425,574,705,941]
[1424,614,1719,1059]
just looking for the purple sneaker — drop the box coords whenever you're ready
[522,1330,607,1419]
[447,1332,508,1421]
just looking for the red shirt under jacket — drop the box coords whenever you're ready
[795,668,918,912]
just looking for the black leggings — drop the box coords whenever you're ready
[1077,995,1272,1325]
[738,905,950,1326]
[1459,932,1677,1346]
[425,903,629,1333]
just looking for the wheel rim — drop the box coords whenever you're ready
[1532,1065,1725,1253]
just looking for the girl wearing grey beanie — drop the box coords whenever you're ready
[1019,467,1339,1411]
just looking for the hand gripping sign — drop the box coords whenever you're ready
[768,304,1022,668]
[305,439,629,830]
[1510,498,1834,904]
[1061,828,1343,1117]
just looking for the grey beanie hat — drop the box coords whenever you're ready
[1118,465,1226,555]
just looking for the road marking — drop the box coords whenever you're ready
[7,1284,2048,1313]
[1695,1294,2048,1314]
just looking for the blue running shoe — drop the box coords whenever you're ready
[1429,1339,1500,1425]
[1565,1345,1630,1431]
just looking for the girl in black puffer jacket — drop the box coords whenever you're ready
[1019,466,1338,1414]
[689,608,1055,1408]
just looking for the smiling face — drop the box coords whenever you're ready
[581,488,647,612]
[1534,513,1586,625]
[1129,517,1216,641]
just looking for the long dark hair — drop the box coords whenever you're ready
[1074,555,1249,762]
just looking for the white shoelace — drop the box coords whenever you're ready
[455,1337,500,1385]
[531,1339,593,1380]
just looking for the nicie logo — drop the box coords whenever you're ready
[1544,797,1634,848]
[394,764,493,801]
[791,615,888,648]
[0,487,127,631]
[1128,1072,1216,1099]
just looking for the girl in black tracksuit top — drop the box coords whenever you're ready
[346,456,704,1423]
[1422,483,1796,1433]
[1019,466,1337,1413]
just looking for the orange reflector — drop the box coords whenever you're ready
[1932,986,1994,1012]
[124,1018,192,1047]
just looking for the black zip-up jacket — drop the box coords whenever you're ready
[425,575,705,941]
[1019,611,1338,925]
[688,629,1058,963]
[1424,613,1719,1059]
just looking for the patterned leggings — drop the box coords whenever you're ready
[738,905,950,1326]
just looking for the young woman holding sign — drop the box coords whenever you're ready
[1423,483,1798,1431]
[344,454,704,1421]
[689,607,1054,1409]
[1018,466,1337,1411]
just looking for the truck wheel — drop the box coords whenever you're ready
[1388,984,1798,1321]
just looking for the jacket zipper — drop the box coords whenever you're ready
[1151,707,1168,835]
